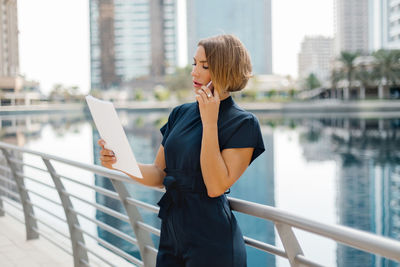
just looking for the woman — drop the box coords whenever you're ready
[98,34,265,267]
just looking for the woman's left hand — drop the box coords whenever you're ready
[195,86,220,127]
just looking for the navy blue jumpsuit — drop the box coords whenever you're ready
[156,96,265,267]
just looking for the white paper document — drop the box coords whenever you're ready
[85,95,143,178]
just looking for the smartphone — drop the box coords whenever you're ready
[206,81,214,94]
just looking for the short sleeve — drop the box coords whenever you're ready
[160,105,181,146]
[222,114,265,165]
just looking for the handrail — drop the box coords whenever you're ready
[229,198,400,261]
[0,140,400,267]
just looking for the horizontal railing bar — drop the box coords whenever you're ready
[0,141,164,191]
[25,188,62,207]
[32,226,73,256]
[0,185,20,199]
[63,190,130,223]
[2,208,25,224]
[243,236,287,258]
[145,245,158,259]
[59,174,120,201]
[0,164,11,173]
[0,174,17,186]
[18,161,49,173]
[16,172,55,190]
[136,221,161,236]
[125,197,159,214]
[28,200,67,223]
[75,224,144,267]
[229,197,400,261]
[295,254,325,267]
[72,208,138,246]
[31,213,70,240]
[77,241,116,267]
[1,196,23,211]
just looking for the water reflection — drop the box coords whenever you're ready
[1,111,399,266]
[290,116,400,267]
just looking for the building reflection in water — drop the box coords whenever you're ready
[298,117,400,267]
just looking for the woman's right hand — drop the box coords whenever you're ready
[98,139,116,169]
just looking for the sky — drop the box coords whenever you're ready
[17,0,334,95]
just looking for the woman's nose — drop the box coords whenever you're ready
[191,66,198,77]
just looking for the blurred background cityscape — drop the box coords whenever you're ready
[1,1,400,266]
[1,0,399,105]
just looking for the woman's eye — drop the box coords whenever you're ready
[192,63,196,66]
[203,66,209,69]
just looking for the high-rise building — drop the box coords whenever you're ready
[369,0,400,50]
[334,0,370,54]
[298,36,334,86]
[0,0,21,96]
[335,0,400,55]
[186,0,272,75]
[385,0,400,49]
[90,0,178,90]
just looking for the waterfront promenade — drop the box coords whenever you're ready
[1,99,400,114]
[0,213,133,267]
[0,215,73,267]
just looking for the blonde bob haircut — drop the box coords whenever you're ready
[198,34,252,93]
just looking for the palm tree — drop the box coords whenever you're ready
[330,69,343,99]
[339,51,359,100]
[373,49,400,99]
[355,63,374,99]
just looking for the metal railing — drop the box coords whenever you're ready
[0,140,399,267]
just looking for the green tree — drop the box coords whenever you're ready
[339,51,359,90]
[165,65,193,92]
[373,49,400,91]
[49,84,65,102]
[304,73,321,90]
[49,84,81,102]
[154,87,171,101]
[134,89,144,101]
[355,63,374,93]
[330,69,343,90]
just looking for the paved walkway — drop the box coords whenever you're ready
[0,215,73,267]
[0,213,137,267]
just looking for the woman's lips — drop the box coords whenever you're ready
[193,81,202,87]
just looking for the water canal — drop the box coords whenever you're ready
[0,108,399,266]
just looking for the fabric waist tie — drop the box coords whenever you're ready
[157,169,206,220]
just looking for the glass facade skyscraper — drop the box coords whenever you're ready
[90,0,178,90]
[368,0,400,50]
[186,0,272,75]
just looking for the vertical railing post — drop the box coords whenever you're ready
[0,196,4,216]
[276,223,304,267]
[111,179,156,267]
[1,148,39,240]
[42,158,89,267]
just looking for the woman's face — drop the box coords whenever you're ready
[191,46,211,92]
